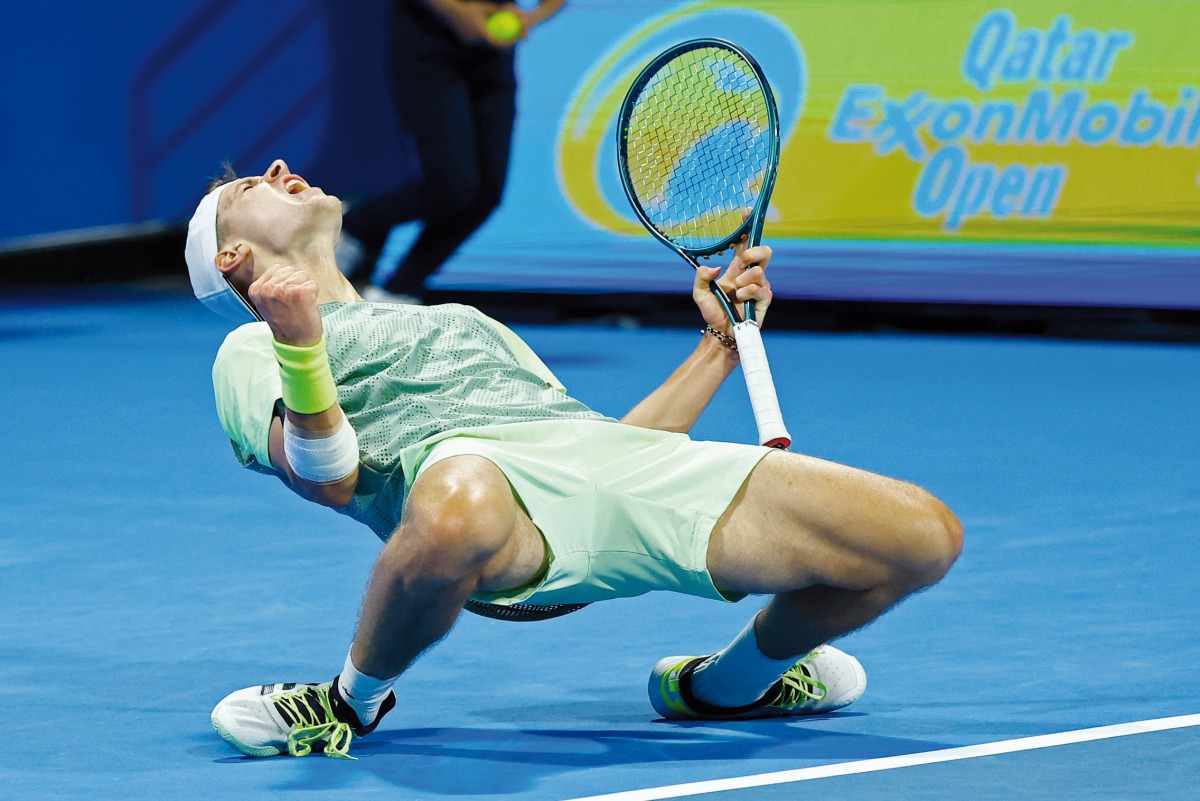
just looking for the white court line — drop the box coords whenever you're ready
[559,714,1200,801]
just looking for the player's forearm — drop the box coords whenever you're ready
[621,334,738,433]
[268,411,360,507]
[270,334,361,507]
[293,468,359,509]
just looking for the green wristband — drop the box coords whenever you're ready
[272,337,338,415]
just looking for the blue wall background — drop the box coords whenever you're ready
[2,0,405,242]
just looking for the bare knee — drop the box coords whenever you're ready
[385,456,517,580]
[895,487,963,590]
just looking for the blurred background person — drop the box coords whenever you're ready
[340,0,566,304]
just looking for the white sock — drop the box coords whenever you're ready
[338,651,397,725]
[689,616,798,708]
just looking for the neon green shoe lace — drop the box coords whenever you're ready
[274,685,356,760]
[767,655,828,711]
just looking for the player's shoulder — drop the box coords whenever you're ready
[213,322,275,382]
[215,321,274,360]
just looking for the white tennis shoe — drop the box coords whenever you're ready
[649,644,867,720]
[211,677,394,759]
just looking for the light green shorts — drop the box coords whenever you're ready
[398,419,770,606]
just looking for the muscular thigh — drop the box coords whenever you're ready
[706,450,943,595]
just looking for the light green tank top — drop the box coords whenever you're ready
[212,301,612,537]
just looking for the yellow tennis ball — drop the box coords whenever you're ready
[486,11,522,43]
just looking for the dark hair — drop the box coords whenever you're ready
[204,161,240,247]
[205,160,239,194]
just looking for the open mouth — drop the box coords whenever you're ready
[284,177,310,195]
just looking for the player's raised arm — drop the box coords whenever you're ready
[252,263,360,508]
[620,246,773,433]
[617,39,790,448]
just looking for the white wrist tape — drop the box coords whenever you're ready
[283,411,359,484]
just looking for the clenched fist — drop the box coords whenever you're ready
[248,264,324,346]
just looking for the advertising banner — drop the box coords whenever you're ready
[436,0,1200,308]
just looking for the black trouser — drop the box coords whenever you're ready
[342,2,517,296]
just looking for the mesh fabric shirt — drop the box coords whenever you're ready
[213,301,613,537]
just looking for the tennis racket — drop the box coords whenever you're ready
[617,38,791,449]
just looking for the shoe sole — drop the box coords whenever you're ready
[212,717,285,758]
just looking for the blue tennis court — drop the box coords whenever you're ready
[3,287,1196,800]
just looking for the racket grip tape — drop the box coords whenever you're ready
[732,320,791,449]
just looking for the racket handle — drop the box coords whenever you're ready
[732,320,791,449]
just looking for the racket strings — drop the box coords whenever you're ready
[625,46,772,250]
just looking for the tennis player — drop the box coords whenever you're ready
[189,159,962,759]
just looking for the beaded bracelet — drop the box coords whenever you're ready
[702,325,738,351]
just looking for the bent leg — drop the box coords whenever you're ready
[211,455,547,758]
[350,455,547,680]
[707,450,963,659]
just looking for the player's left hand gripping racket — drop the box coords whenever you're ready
[618,38,791,449]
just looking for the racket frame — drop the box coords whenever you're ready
[617,38,779,268]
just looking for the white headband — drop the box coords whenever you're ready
[184,181,258,323]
